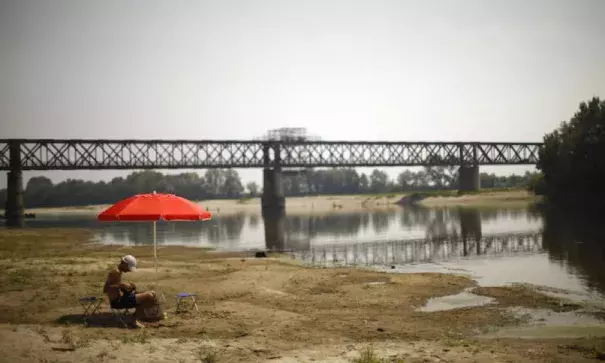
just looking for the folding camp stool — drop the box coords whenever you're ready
[110,306,132,328]
[79,296,103,317]
[175,293,199,314]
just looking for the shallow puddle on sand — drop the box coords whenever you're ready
[480,325,605,339]
[417,289,496,312]
[376,254,605,305]
[508,306,604,326]
[478,307,605,339]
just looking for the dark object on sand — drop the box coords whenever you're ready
[52,345,76,352]
[255,251,268,258]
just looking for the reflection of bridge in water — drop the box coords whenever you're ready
[295,232,543,266]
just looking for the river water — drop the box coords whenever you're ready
[9,205,605,299]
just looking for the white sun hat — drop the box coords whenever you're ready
[122,254,137,271]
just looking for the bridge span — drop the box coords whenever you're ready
[0,139,540,169]
[1,139,542,232]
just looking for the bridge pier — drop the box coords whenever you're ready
[458,165,480,192]
[5,141,24,227]
[262,168,286,251]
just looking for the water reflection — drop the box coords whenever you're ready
[249,214,260,228]
[92,212,251,249]
[295,232,543,266]
[264,214,286,251]
[20,206,541,250]
[541,209,605,295]
[290,207,605,297]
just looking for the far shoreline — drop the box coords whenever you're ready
[25,189,540,217]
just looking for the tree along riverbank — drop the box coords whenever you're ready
[1,168,540,210]
[533,97,605,215]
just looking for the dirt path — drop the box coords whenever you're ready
[0,228,603,362]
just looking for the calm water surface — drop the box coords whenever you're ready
[10,205,605,299]
[21,206,542,249]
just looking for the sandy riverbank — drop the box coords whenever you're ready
[419,190,539,207]
[25,190,539,217]
[0,228,604,362]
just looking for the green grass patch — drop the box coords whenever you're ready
[120,329,151,344]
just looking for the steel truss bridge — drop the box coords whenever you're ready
[0,139,542,170]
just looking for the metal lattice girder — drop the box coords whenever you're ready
[0,139,542,170]
[0,141,9,169]
[1,140,265,170]
[279,141,542,167]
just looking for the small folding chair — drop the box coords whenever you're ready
[79,296,103,317]
[109,303,133,328]
[175,293,199,314]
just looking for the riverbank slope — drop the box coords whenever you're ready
[0,228,603,362]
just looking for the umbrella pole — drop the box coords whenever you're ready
[153,220,157,285]
[153,221,166,303]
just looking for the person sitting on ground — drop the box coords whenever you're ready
[103,254,160,327]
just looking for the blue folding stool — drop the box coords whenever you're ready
[175,293,199,314]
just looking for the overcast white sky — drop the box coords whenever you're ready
[1,0,604,188]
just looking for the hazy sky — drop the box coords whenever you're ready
[1,0,604,189]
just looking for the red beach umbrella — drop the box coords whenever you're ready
[98,192,212,294]
[98,192,212,221]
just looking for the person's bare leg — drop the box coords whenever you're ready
[135,291,157,307]
[133,291,158,326]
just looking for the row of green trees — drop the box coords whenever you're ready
[534,97,605,213]
[0,167,539,208]
[281,168,539,196]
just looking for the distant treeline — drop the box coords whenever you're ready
[0,166,540,209]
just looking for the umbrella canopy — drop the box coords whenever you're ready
[98,192,212,221]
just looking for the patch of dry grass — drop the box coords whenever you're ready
[352,346,406,363]
[197,346,220,363]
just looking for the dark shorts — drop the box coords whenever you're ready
[111,291,137,309]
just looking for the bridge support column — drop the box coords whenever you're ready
[458,165,480,192]
[262,168,286,251]
[5,141,24,227]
